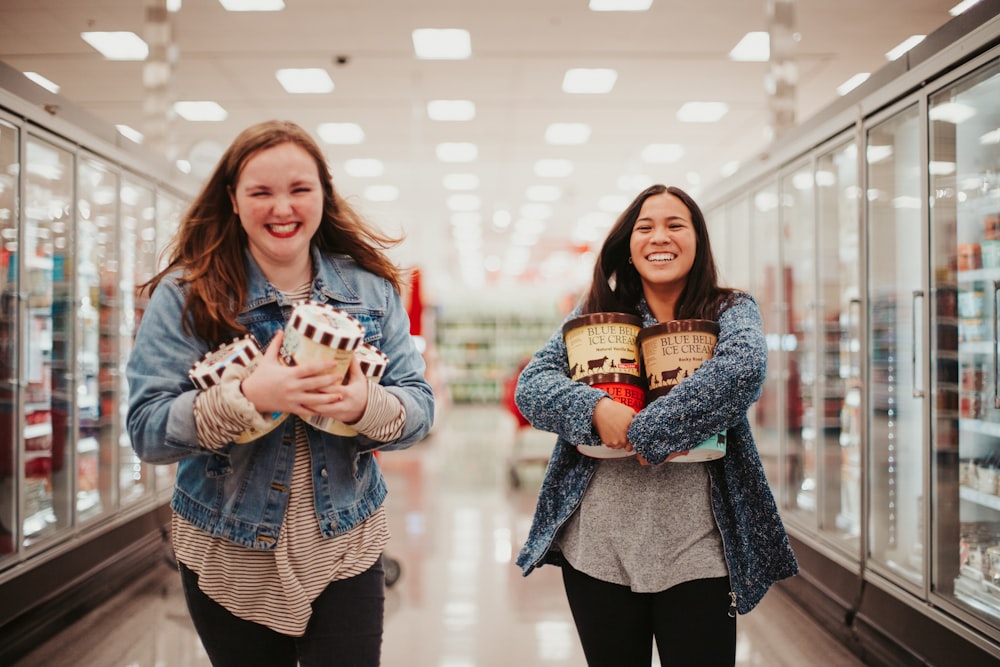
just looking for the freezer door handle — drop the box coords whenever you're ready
[912,289,924,399]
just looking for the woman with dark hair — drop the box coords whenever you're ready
[127,120,434,666]
[515,184,797,666]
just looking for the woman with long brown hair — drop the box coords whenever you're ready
[127,120,434,666]
[515,184,797,666]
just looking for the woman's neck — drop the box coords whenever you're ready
[261,255,313,292]
[644,287,678,322]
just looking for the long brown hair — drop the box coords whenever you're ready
[142,120,404,342]
[581,184,740,320]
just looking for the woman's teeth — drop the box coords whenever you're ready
[268,222,298,234]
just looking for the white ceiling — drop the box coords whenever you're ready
[0,0,967,303]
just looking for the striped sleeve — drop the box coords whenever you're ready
[349,381,406,442]
[193,363,275,450]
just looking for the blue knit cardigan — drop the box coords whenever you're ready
[514,294,798,614]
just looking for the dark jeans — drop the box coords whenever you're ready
[179,557,385,667]
[561,562,736,666]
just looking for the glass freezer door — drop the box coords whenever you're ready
[867,103,926,589]
[930,59,1000,626]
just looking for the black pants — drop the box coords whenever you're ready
[561,562,736,666]
[179,558,385,667]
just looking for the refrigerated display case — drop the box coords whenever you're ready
[930,57,1000,629]
[0,63,195,664]
[866,102,927,590]
[699,4,1000,663]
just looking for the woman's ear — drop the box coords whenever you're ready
[228,186,238,215]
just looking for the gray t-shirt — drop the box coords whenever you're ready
[556,455,728,593]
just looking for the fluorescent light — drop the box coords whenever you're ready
[929,101,976,124]
[640,143,684,163]
[167,0,182,11]
[981,128,1000,145]
[81,31,149,60]
[436,142,478,162]
[363,185,399,202]
[443,173,480,189]
[589,0,653,11]
[275,68,334,94]
[412,29,471,60]
[885,36,925,61]
[562,68,618,94]
[24,72,60,94]
[949,0,982,16]
[116,124,144,144]
[219,0,284,11]
[545,123,591,145]
[836,73,870,96]
[317,122,365,144]
[344,159,384,177]
[173,100,228,121]
[534,159,574,178]
[676,102,728,123]
[729,32,769,62]
[427,99,476,121]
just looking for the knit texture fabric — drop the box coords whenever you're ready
[513,294,798,614]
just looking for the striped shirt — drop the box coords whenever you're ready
[174,283,405,635]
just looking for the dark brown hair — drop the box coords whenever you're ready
[142,120,404,342]
[581,184,740,320]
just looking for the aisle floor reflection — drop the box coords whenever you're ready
[13,404,864,667]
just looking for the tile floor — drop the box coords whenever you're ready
[12,404,865,666]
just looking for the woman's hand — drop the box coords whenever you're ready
[592,397,636,451]
[239,331,367,421]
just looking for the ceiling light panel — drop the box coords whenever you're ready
[562,68,618,94]
[81,32,149,60]
[412,29,472,60]
[676,102,728,123]
[276,68,334,94]
[728,31,769,62]
[885,35,925,61]
[219,0,284,11]
[173,101,228,121]
[317,122,365,144]
[24,72,59,93]
[588,0,653,11]
[427,100,476,121]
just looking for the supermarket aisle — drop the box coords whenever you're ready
[12,404,864,667]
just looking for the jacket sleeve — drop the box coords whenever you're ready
[513,313,609,448]
[628,296,767,464]
[357,279,435,453]
[126,279,213,464]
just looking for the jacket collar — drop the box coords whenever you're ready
[242,245,362,311]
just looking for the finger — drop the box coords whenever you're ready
[263,330,283,359]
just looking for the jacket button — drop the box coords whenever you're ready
[320,468,328,478]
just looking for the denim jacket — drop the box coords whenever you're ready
[126,247,434,549]
[514,294,798,614]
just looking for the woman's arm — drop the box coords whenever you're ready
[628,296,767,464]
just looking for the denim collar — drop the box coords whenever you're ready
[242,245,362,313]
